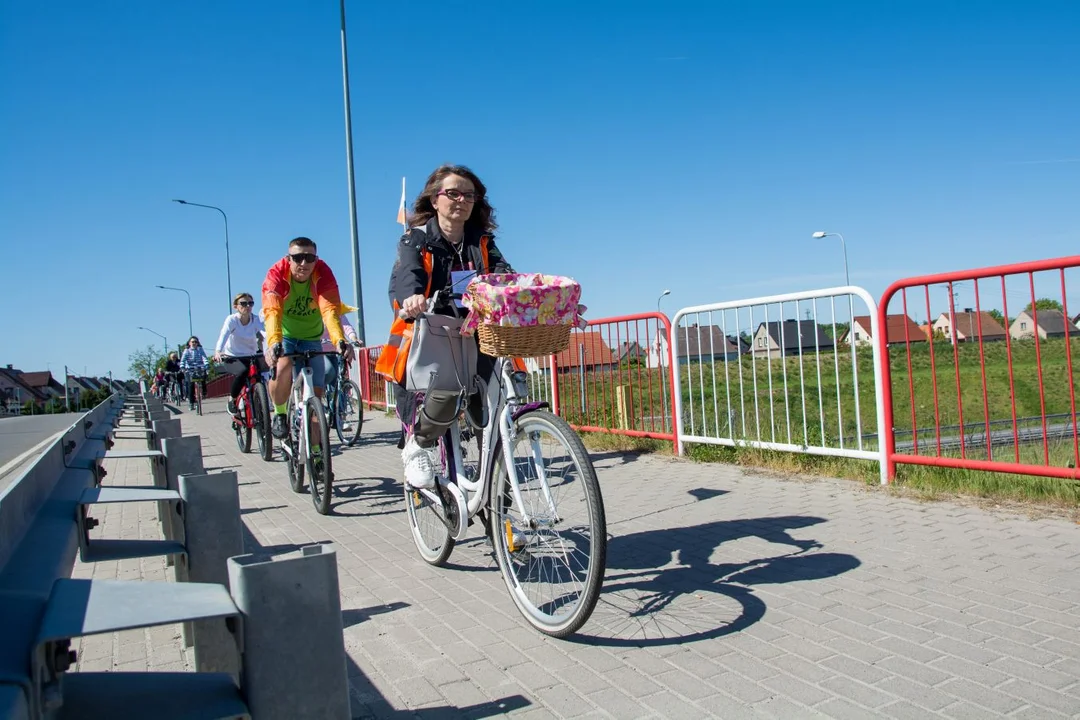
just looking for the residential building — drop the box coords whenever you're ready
[932,310,1008,344]
[552,331,616,372]
[652,325,749,368]
[840,314,926,347]
[1009,309,1072,340]
[17,370,67,400]
[0,367,47,412]
[751,320,834,359]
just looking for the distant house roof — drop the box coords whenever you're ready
[936,311,1007,339]
[0,368,48,402]
[79,377,104,391]
[554,332,615,368]
[673,325,746,358]
[19,371,64,392]
[615,341,648,362]
[847,314,926,344]
[1023,309,1070,335]
[758,320,834,350]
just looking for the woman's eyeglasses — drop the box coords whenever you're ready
[237,301,254,308]
[437,189,478,203]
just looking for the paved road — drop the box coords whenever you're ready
[0,413,83,488]
[77,398,1080,718]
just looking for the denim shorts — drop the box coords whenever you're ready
[282,337,326,389]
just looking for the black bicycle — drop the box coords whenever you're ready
[325,347,364,447]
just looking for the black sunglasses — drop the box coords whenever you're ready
[237,301,254,308]
[289,252,317,265]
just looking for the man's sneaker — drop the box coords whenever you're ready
[227,399,238,414]
[401,436,436,489]
[341,422,353,433]
[271,414,288,440]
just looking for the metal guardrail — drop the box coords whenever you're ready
[672,286,889,484]
[0,393,352,719]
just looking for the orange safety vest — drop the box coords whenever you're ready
[375,236,492,383]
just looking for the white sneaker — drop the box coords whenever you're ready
[341,422,353,433]
[402,436,436,489]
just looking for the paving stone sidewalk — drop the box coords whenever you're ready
[76,398,1080,718]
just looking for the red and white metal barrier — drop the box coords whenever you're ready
[878,255,1080,481]
[522,313,677,450]
[672,287,888,482]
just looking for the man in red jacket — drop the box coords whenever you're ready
[262,236,348,441]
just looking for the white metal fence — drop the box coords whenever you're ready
[671,286,888,484]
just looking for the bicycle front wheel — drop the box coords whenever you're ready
[195,381,203,416]
[285,394,305,493]
[334,380,364,447]
[306,395,333,515]
[404,432,454,566]
[234,395,252,453]
[490,410,606,638]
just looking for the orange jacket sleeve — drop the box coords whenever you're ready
[314,261,345,346]
[261,258,289,346]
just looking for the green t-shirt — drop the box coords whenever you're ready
[281,277,324,341]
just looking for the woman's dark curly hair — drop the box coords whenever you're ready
[409,164,498,236]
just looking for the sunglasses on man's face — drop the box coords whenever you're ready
[290,253,317,265]
[237,301,254,308]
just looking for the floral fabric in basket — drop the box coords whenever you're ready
[461,273,588,334]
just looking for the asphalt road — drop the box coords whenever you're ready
[0,413,83,489]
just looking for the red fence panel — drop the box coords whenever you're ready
[543,312,677,451]
[358,347,390,411]
[878,255,1080,481]
[204,374,231,399]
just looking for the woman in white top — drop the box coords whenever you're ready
[214,292,266,414]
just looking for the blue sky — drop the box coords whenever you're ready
[2,1,1079,379]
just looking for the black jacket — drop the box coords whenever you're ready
[388,218,513,316]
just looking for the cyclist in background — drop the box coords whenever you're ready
[261,237,349,447]
[322,304,361,434]
[164,352,183,398]
[180,336,209,410]
[213,292,267,416]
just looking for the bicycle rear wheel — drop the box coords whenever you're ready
[306,395,333,515]
[252,381,273,461]
[489,410,606,638]
[334,380,364,446]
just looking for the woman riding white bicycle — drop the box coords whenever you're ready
[376,164,606,637]
[381,164,512,489]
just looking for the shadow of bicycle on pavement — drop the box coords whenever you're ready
[328,475,403,517]
[571,515,859,647]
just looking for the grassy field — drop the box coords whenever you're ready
[545,336,1080,504]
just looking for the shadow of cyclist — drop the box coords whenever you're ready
[571,515,859,647]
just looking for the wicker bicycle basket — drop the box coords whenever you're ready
[477,323,572,358]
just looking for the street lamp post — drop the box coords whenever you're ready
[173,199,232,312]
[811,230,862,446]
[156,285,193,339]
[137,326,168,355]
[338,0,367,345]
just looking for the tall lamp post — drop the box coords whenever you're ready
[156,285,193,339]
[811,230,862,446]
[338,0,367,345]
[173,199,232,312]
[137,326,168,355]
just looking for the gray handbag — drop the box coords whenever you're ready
[404,312,477,394]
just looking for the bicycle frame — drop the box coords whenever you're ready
[427,357,553,533]
[285,364,318,464]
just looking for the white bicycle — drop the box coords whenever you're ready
[274,349,341,515]
[401,307,607,638]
